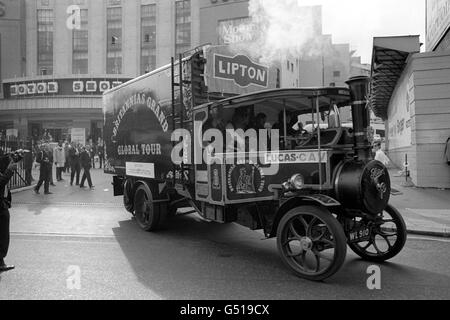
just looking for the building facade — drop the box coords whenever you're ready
[1,0,368,144]
[0,0,201,143]
[426,0,450,52]
[0,0,26,93]
[198,0,301,88]
[199,0,366,90]
[369,2,450,189]
[371,35,450,189]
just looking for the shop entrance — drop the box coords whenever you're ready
[41,121,72,142]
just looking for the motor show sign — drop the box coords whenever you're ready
[5,78,127,98]
[218,17,259,45]
[10,82,59,96]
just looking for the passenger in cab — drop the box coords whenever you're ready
[226,107,252,153]
[204,105,226,135]
[272,111,300,136]
[226,107,250,131]
[254,113,267,130]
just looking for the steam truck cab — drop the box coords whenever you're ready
[103,47,407,281]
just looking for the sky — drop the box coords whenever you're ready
[309,0,426,63]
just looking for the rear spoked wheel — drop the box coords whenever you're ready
[277,206,347,281]
[134,184,161,232]
[123,179,134,214]
[348,205,407,262]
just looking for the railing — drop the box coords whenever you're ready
[0,138,33,190]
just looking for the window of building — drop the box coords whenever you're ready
[175,0,191,56]
[106,6,122,74]
[72,9,88,74]
[141,4,157,74]
[333,71,341,78]
[37,9,54,75]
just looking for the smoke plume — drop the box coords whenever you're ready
[230,0,330,65]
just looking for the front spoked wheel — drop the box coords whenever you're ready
[277,206,347,281]
[348,205,407,262]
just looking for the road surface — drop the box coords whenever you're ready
[0,170,449,300]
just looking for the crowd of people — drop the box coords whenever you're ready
[32,141,104,195]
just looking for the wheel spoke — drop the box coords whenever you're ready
[287,250,303,258]
[297,216,310,231]
[299,251,307,271]
[377,229,397,237]
[372,240,383,254]
[289,221,303,240]
[318,238,334,248]
[306,217,318,237]
[379,234,393,250]
[314,253,321,273]
[312,228,327,242]
[283,238,297,247]
[361,240,373,251]
[314,250,333,262]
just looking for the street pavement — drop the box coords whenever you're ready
[389,169,450,237]
[0,169,449,300]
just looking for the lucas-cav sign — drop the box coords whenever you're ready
[214,54,269,88]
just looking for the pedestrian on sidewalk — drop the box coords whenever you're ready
[69,143,81,186]
[90,144,97,170]
[80,147,94,190]
[53,141,66,182]
[373,142,390,166]
[64,141,70,174]
[24,147,34,185]
[445,136,450,166]
[0,153,18,272]
[34,143,52,195]
[97,139,104,169]
[46,144,56,187]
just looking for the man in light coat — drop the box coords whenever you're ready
[53,141,66,182]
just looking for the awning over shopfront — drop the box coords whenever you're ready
[370,36,421,120]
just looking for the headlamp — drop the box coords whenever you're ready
[290,174,305,190]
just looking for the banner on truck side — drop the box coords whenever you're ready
[126,162,155,179]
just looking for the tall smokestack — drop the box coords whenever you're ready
[346,76,371,161]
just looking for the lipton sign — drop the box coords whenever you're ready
[214,54,269,88]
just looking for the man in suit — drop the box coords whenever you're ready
[0,153,18,272]
[80,147,94,190]
[34,143,53,195]
[69,143,81,186]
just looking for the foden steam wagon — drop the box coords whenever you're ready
[103,46,407,281]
